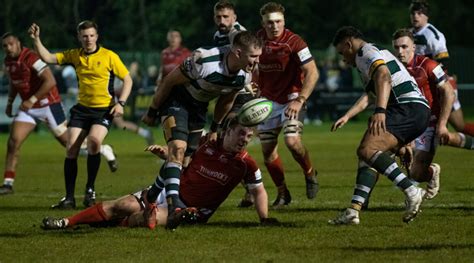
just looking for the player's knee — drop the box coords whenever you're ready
[283,119,303,138]
[7,136,21,152]
[284,135,302,152]
[167,142,187,162]
[356,144,373,161]
[87,136,102,154]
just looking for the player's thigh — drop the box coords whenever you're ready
[358,130,399,160]
[41,103,68,137]
[9,121,36,146]
[88,124,109,145]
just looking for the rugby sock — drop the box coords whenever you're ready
[147,173,165,202]
[66,203,109,226]
[86,153,101,189]
[265,156,286,187]
[369,151,413,190]
[351,167,378,211]
[458,133,474,149]
[3,171,15,186]
[462,123,474,137]
[64,158,78,200]
[292,150,316,178]
[148,162,181,204]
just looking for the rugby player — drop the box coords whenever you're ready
[410,0,474,137]
[392,29,473,199]
[156,30,191,87]
[256,2,320,207]
[29,21,132,208]
[0,32,117,195]
[141,31,262,230]
[41,117,277,230]
[329,26,429,225]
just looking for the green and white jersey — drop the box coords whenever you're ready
[356,43,429,107]
[213,22,246,47]
[180,46,252,102]
[412,23,449,61]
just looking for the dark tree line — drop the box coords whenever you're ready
[2,0,473,51]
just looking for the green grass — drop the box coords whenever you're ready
[0,122,473,262]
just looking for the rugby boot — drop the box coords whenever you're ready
[272,188,292,209]
[425,163,440,200]
[0,184,13,195]
[83,188,96,207]
[403,187,426,223]
[165,207,198,230]
[51,197,76,209]
[328,208,360,225]
[41,217,67,230]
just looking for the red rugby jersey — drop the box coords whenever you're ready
[179,139,261,211]
[257,28,314,104]
[407,55,448,119]
[4,47,61,107]
[160,46,192,78]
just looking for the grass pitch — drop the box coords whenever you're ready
[0,122,473,262]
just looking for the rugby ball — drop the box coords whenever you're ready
[237,98,273,126]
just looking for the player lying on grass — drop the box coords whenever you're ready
[42,117,278,230]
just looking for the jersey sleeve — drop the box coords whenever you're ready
[109,51,129,79]
[242,154,263,189]
[56,49,77,65]
[26,52,48,76]
[356,45,385,80]
[430,34,449,61]
[291,35,313,65]
[180,50,205,80]
[426,59,447,86]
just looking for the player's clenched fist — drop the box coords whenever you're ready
[28,23,40,39]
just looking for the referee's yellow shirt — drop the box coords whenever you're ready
[56,46,129,108]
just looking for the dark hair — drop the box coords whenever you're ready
[332,26,364,46]
[392,28,415,41]
[409,0,429,16]
[214,0,235,12]
[259,2,285,16]
[1,32,17,40]
[232,31,263,50]
[77,20,98,33]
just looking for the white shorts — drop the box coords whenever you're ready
[415,126,438,153]
[132,188,167,209]
[257,98,306,131]
[13,102,67,137]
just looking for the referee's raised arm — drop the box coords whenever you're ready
[28,23,58,64]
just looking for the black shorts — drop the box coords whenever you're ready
[385,103,430,144]
[159,86,208,143]
[68,104,114,130]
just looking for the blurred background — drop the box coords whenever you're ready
[1,0,473,128]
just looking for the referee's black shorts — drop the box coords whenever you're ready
[68,103,114,131]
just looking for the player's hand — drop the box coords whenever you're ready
[145,145,168,160]
[260,217,280,226]
[110,104,123,118]
[5,104,13,117]
[208,131,218,143]
[19,100,34,112]
[285,100,303,120]
[28,23,40,39]
[436,125,450,145]
[141,114,156,126]
[331,116,349,132]
[397,144,413,172]
[369,113,386,136]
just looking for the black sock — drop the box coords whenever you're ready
[64,158,78,200]
[86,153,101,190]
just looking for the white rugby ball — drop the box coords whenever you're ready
[237,98,273,126]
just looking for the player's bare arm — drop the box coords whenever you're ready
[28,23,58,64]
[285,60,318,119]
[110,73,133,117]
[19,67,56,112]
[331,94,369,132]
[370,65,391,136]
[436,81,455,144]
[142,67,189,126]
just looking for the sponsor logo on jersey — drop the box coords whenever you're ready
[197,165,229,185]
